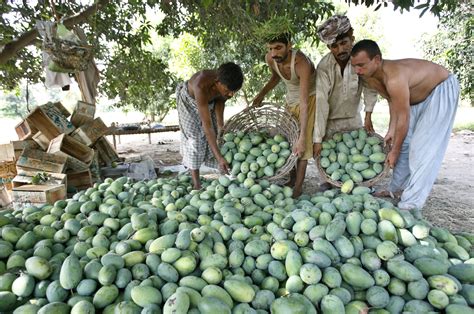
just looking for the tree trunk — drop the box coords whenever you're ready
[0,0,110,64]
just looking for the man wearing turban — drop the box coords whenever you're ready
[313,15,378,164]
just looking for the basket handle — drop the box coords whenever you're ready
[241,103,260,127]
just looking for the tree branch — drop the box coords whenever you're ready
[0,0,110,64]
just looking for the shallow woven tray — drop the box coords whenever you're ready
[220,103,299,183]
[317,130,390,188]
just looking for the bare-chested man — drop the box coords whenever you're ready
[351,39,459,212]
[176,62,244,189]
[253,33,317,198]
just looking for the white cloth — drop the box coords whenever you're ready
[313,53,378,143]
[390,74,459,210]
[74,27,100,104]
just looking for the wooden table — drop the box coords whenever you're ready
[106,125,180,149]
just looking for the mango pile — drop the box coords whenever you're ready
[319,128,387,184]
[0,174,473,313]
[220,131,292,180]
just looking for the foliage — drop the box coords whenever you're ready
[0,83,64,118]
[421,2,473,103]
[0,0,466,117]
[253,15,295,44]
[0,88,30,118]
[347,0,463,17]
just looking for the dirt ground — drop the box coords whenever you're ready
[112,130,474,234]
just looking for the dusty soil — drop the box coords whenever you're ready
[113,130,474,234]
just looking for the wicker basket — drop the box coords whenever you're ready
[44,37,93,71]
[220,103,300,183]
[317,130,390,188]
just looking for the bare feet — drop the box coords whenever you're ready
[292,188,302,199]
[318,182,332,192]
[373,190,402,199]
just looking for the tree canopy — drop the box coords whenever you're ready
[0,0,466,116]
[422,2,473,103]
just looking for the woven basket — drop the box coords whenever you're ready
[220,103,300,183]
[317,130,390,188]
[44,37,93,71]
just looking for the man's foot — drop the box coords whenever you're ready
[292,188,302,199]
[373,190,402,199]
[409,208,423,220]
[318,182,332,192]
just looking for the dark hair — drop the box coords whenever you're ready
[335,28,354,43]
[351,39,382,59]
[268,32,291,45]
[217,62,244,91]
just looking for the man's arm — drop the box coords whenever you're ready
[252,54,281,106]
[362,85,378,133]
[215,100,225,136]
[294,54,313,157]
[193,85,229,173]
[313,66,332,157]
[385,78,410,168]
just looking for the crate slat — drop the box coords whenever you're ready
[12,184,66,204]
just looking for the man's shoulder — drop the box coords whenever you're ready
[316,53,336,70]
[294,50,315,70]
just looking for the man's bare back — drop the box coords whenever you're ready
[363,59,449,104]
[187,70,225,104]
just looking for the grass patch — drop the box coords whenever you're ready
[453,122,474,132]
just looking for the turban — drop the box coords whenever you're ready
[317,15,352,45]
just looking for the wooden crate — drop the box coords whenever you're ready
[26,104,75,140]
[32,132,51,151]
[12,140,39,160]
[89,151,101,182]
[0,143,15,162]
[16,148,67,174]
[0,160,16,190]
[15,119,38,140]
[67,169,93,191]
[12,184,66,204]
[94,136,120,166]
[12,170,67,188]
[52,101,70,118]
[47,134,94,172]
[71,101,95,127]
[71,117,108,146]
[0,185,11,207]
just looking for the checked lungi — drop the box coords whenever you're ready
[176,82,218,170]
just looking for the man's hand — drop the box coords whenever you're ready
[293,137,306,158]
[313,143,322,159]
[386,150,400,169]
[217,156,230,174]
[364,115,375,133]
[251,95,265,107]
[384,131,394,148]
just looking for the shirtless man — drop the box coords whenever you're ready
[253,33,317,198]
[176,62,244,189]
[351,39,459,211]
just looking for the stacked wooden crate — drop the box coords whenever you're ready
[0,101,120,205]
